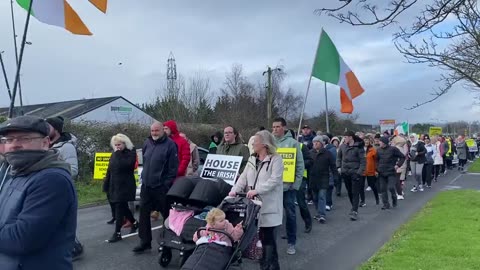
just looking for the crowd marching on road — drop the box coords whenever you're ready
[0,115,479,270]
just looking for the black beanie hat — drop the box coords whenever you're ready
[380,136,389,145]
[344,130,355,137]
[46,116,64,133]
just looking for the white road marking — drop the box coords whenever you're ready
[449,174,463,185]
[104,225,164,242]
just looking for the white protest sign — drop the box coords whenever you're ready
[200,154,243,185]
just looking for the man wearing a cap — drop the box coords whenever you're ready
[0,116,77,270]
[376,136,405,209]
[300,125,316,150]
[336,130,366,221]
[46,116,78,179]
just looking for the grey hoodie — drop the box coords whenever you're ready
[274,131,304,191]
[51,133,78,178]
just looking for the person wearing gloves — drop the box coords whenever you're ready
[229,130,283,270]
[271,117,304,255]
[376,136,406,209]
[336,130,366,221]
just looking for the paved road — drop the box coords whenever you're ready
[74,169,478,270]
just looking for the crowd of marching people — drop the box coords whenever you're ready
[0,114,478,270]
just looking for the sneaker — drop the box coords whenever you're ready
[72,240,84,261]
[418,185,424,192]
[305,224,312,233]
[132,243,152,253]
[326,205,331,211]
[411,186,417,192]
[381,205,390,210]
[129,221,139,234]
[313,215,321,221]
[319,216,326,224]
[397,195,405,200]
[366,186,372,191]
[426,185,432,188]
[106,218,115,225]
[349,211,358,221]
[408,171,412,176]
[360,202,366,207]
[443,170,447,175]
[287,245,296,255]
[307,200,314,205]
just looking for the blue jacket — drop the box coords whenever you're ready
[0,167,77,270]
[141,135,179,189]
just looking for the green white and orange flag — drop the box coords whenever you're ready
[311,29,365,114]
[16,0,108,36]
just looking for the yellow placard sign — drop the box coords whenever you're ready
[429,127,443,137]
[277,148,297,183]
[94,152,112,180]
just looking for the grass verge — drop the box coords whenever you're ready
[468,158,480,173]
[360,190,480,270]
[75,180,106,207]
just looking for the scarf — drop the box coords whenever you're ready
[4,150,71,176]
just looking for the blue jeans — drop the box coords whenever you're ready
[283,190,297,245]
[313,189,327,217]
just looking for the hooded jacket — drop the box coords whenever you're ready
[409,134,427,164]
[364,145,377,176]
[336,139,366,176]
[50,132,78,178]
[164,120,191,177]
[273,131,304,191]
[209,131,223,154]
[0,150,77,270]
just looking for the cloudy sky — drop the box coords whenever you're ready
[0,0,478,125]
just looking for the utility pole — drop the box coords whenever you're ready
[263,66,281,128]
[0,51,12,99]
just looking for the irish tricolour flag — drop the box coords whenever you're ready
[311,30,365,114]
[16,0,107,35]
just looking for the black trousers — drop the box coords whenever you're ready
[395,173,403,195]
[139,185,169,245]
[296,178,312,227]
[422,163,433,186]
[114,202,136,233]
[343,173,360,212]
[259,226,279,270]
[459,159,467,168]
[378,174,397,207]
[364,176,379,203]
[335,174,343,195]
[109,201,115,219]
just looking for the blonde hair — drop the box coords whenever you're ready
[110,133,134,150]
[254,130,277,155]
[206,208,226,226]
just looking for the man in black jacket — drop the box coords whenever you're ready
[337,131,366,221]
[376,137,406,209]
[133,121,179,253]
[309,136,338,223]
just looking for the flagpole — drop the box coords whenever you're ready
[8,0,33,118]
[0,52,12,99]
[324,81,330,133]
[297,29,324,141]
[10,0,24,113]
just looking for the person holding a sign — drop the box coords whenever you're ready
[103,134,139,243]
[216,126,250,174]
[229,130,284,270]
[272,117,304,255]
[336,131,366,221]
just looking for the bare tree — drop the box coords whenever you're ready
[317,0,480,109]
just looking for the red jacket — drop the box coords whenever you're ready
[164,120,191,177]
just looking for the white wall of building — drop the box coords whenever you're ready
[72,98,156,125]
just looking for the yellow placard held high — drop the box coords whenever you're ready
[93,152,112,180]
[277,148,297,183]
[429,127,443,137]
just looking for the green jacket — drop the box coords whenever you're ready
[216,142,250,173]
[274,132,304,191]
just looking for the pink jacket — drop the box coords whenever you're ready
[193,220,243,246]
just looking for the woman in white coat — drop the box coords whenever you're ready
[229,130,284,270]
[432,136,444,182]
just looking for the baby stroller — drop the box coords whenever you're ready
[157,176,232,268]
[180,194,262,270]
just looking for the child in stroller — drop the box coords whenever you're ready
[181,195,261,270]
[193,208,244,246]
